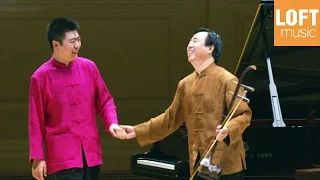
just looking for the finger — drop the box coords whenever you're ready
[121,127,129,133]
[119,125,128,128]
[126,133,133,139]
[127,131,136,139]
[109,128,116,137]
[217,125,222,129]
[34,171,40,180]
[38,169,44,180]
[119,128,126,134]
[32,170,37,179]
[120,131,127,139]
[115,131,121,139]
[43,164,47,177]
[119,125,127,130]
[220,130,226,134]
[120,134,126,140]
[218,134,225,141]
[216,129,222,136]
[222,129,228,134]
[120,125,133,132]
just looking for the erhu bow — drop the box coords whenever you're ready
[189,65,257,180]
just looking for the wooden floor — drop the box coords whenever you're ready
[296,168,320,180]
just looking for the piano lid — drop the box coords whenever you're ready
[234,0,320,121]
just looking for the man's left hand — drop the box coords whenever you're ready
[215,125,229,141]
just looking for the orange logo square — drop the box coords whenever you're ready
[274,0,320,46]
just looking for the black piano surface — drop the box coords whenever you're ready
[131,0,320,179]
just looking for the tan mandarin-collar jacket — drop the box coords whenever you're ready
[134,63,252,176]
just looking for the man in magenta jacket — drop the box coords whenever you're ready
[28,17,126,180]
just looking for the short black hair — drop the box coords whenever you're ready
[46,17,80,50]
[194,27,222,63]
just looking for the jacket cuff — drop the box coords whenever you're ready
[29,145,44,163]
[226,123,241,145]
[134,123,152,147]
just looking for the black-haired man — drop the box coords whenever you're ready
[28,17,126,180]
[122,28,252,180]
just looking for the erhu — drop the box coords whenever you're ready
[189,65,257,180]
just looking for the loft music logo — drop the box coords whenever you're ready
[274,0,320,46]
[276,9,318,38]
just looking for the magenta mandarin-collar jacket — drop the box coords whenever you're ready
[28,57,118,174]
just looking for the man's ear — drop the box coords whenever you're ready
[52,40,60,49]
[208,45,215,54]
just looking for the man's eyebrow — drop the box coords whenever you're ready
[68,37,80,41]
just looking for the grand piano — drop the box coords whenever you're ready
[130,0,320,179]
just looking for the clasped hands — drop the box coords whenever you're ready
[109,124,136,140]
[109,124,228,141]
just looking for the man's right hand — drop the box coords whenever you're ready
[120,125,136,139]
[32,159,47,180]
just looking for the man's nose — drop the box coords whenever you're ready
[74,40,81,48]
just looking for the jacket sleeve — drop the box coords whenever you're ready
[93,63,119,134]
[134,81,185,147]
[225,76,252,145]
[28,76,45,163]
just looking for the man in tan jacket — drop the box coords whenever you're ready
[122,27,252,180]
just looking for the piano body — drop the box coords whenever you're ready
[131,0,320,179]
[130,124,190,179]
[235,0,320,179]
